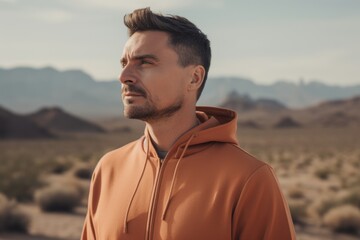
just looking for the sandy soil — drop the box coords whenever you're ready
[1,204,358,240]
[0,204,85,240]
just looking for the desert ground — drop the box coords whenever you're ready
[0,124,359,240]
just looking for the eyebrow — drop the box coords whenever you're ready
[121,54,159,65]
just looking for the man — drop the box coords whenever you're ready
[82,7,295,240]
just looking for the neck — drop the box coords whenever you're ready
[145,107,199,152]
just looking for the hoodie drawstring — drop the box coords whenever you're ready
[162,134,196,220]
[124,138,150,233]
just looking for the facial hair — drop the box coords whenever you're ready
[122,85,183,122]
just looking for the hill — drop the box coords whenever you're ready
[220,91,286,113]
[27,107,106,133]
[304,96,360,127]
[200,77,360,108]
[220,91,360,128]
[0,105,53,139]
[0,66,121,118]
[1,66,359,118]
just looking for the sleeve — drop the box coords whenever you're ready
[232,165,296,240]
[81,164,101,240]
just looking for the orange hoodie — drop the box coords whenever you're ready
[81,107,296,240]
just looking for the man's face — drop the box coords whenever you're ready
[119,31,192,122]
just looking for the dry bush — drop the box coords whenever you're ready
[288,200,308,226]
[317,198,341,217]
[323,205,360,235]
[74,166,93,180]
[314,167,332,180]
[288,186,305,200]
[0,193,29,233]
[342,188,360,209]
[35,184,82,212]
[49,160,73,174]
[0,155,43,202]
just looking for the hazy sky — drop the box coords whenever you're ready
[1,0,359,85]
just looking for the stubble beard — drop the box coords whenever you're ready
[123,96,183,122]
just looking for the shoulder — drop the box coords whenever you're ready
[212,142,269,174]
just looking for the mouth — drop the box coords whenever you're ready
[123,92,144,97]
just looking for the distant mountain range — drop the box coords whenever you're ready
[0,105,105,139]
[0,66,359,118]
[221,94,360,128]
[1,94,359,139]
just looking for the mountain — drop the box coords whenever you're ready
[304,96,360,127]
[0,66,122,118]
[274,116,302,128]
[199,77,360,108]
[27,107,106,133]
[0,66,359,118]
[0,105,53,139]
[225,93,360,128]
[220,91,286,113]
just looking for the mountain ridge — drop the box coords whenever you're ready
[1,66,359,118]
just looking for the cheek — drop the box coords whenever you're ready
[141,67,188,100]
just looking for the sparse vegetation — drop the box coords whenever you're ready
[342,188,360,209]
[288,186,305,199]
[49,158,73,174]
[0,193,30,233]
[74,166,93,179]
[0,126,359,239]
[317,198,341,217]
[323,205,360,235]
[314,167,332,180]
[0,154,44,201]
[288,200,308,226]
[35,184,82,212]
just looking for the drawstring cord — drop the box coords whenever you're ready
[124,138,150,233]
[162,134,196,220]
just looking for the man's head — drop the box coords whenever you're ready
[123,7,211,100]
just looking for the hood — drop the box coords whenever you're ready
[143,106,239,159]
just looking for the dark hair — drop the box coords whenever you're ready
[124,7,211,100]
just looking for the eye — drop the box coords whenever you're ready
[120,59,127,68]
[140,59,151,65]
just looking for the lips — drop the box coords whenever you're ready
[122,85,147,98]
[123,92,144,97]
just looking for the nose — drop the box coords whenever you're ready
[119,65,136,85]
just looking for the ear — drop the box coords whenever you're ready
[187,65,205,92]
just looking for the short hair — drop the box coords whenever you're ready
[124,7,211,100]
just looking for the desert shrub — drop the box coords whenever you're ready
[289,200,308,226]
[74,166,93,180]
[314,167,332,180]
[318,151,334,160]
[0,193,30,233]
[35,184,82,212]
[342,188,360,209]
[0,156,43,201]
[288,187,305,199]
[296,157,313,169]
[49,160,73,174]
[347,176,360,189]
[323,205,360,235]
[317,198,341,217]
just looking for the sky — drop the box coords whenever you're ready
[1,0,359,86]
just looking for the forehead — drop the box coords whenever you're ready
[122,31,174,57]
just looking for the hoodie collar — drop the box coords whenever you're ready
[142,106,239,159]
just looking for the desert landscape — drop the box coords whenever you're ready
[0,96,360,239]
[1,0,359,238]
